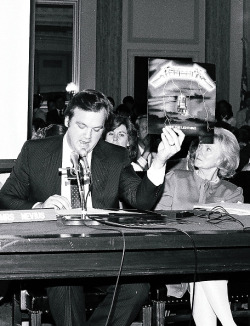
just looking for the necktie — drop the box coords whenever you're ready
[70,161,91,209]
[70,155,81,208]
[70,180,81,208]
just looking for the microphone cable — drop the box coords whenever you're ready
[81,220,126,326]
[86,215,199,326]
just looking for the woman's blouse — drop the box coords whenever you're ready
[155,169,243,299]
[155,170,244,211]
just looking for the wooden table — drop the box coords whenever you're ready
[0,210,250,281]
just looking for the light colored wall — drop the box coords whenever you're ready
[0,0,30,185]
[0,0,30,159]
[229,0,243,115]
[79,0,97,90]
[121,0,206,100]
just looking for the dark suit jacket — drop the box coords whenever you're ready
[0,136,163,210]
[47,109,64,125]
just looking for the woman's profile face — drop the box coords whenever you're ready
[194,141,222,170]
[105,124,129,148]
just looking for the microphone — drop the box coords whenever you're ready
[70,151,80,174]
[81,149,91,177]
[70,151,85,212]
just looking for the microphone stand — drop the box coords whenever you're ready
[75,160,87,220]
[60,153,99,226]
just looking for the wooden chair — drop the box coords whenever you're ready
[149,281,250,325]
[13,282,108,326]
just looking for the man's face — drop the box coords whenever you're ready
[56,97,65,111]
[65,107,106,156]
[138,117,148,141]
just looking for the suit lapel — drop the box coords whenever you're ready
[91,140,110,207]
[41,136,63,195]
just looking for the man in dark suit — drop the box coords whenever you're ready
[0,89,184,326]
[46,94,66,125]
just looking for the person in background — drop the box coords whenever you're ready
[236,91,250,128]
[122,95,138,123]
[32,123,67,140]
[233,125,250,171]
[33,94,46,122]
[155,127,243,326]
[107,96,115,108]
[32,118,47,136]
[47,94,66,125]
[104,114,138,163]
[122,95,139,123]
[215,100,236,127]
[47,98,56,113]
[134,115,155,171]
[32,94,48,133]
[114,103,132,118]
[0,89,185,326]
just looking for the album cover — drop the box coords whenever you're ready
[147,58,216,140]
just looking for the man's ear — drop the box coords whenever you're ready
[64,116,69,128]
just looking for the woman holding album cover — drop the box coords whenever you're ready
[155,127,243,326]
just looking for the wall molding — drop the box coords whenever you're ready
[127,0,199,44]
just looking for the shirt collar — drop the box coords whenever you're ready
[195,169,220,185]
[62,133,92,168]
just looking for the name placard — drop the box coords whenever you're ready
[0,209,57,223]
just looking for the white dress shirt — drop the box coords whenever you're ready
[61,135,93,208]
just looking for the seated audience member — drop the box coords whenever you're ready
[134,115,155,171]
[235,125,250,149]
[241,163,250,171]
[155,127,243,326]
[114,103,132,118]
[47,98,56,113]
[32,123,67,139]
[104,114,139,207]
[236,91,250,128]
[122,95,138,123]
[215,99,236,127]
[234,125,250,171]
[230,169,250,203]
[32,118,47,138]
[32,93,48,137]
[33,93,47,122]
[104,114,137,163]
[122,95,135,111]
[107,96,115,108]
[47,94,66,125]
[0,89,185,326]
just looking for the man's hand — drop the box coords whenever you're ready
[35,194,71,210]
[152,126,185,169]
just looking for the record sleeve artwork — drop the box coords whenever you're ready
[147,58,216,140]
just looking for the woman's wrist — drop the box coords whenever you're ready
[142,151,150,160]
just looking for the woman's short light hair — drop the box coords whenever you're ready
[214,127,240,178]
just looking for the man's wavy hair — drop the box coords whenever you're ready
[64,89,112,121]
[209,127,240,179]
[103,114,138,161]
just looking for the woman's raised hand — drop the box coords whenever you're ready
[153,126,185,168]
